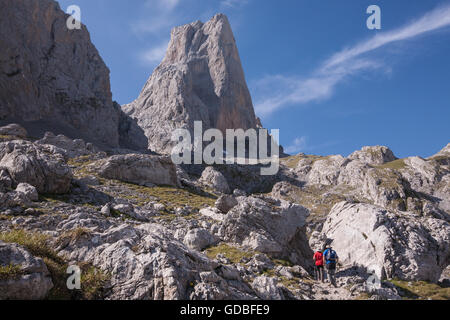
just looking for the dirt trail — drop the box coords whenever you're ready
[310,280,353,300]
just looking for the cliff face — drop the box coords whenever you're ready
[123,14,258,154]
[0,0,119,147]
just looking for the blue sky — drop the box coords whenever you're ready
[57,0,450,158]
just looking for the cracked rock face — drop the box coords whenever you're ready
[123,14,257,154]
[318,201,450,282]
[0,0,119,148]
[220,196,312,266]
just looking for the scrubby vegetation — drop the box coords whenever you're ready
[102,180,217,212]
[376,159,407,170]
[205,243,256,264]
[0,229,108,300]
[280,154,327,169]
[390,279,450,300]
[0,264,23,280]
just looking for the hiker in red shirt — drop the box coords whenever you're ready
[313,249,324,282]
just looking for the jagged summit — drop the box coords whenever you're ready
[123,13,258,154]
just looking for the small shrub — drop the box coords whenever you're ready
[0,264,23,280]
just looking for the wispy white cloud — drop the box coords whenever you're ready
[132,0,181,35]
[139,41,169,66]
[221,0,249,9]
[145,0,180,11]
[285,136,307,154]
[254,4,450,117]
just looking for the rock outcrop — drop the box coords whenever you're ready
[36,132,98,159]
[123,14,258,154]
[0,140,72,194]
[199,166,230,194]
[0,124,27,139]
[348,146,397,165]
[292,144,450,215]
[0,241,54,300]
[94,154,178,187]
[0,0,120,147]
[318,201,450,282]
[219,196,312,266]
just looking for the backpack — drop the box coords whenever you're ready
[314,252,323,266]
[325,249,337,262]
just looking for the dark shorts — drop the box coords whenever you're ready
[326,263,336,271]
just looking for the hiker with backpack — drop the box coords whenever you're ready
[313,249,324,282]
[323,245,339,287]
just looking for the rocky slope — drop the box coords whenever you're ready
[123,14,258,154]
[0,125,448,300]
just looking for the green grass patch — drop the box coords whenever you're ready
[108,181,217,211]
[0,229,108,300]
[261,269,301,290]
[39,193,71,204]
[0,264,24,280]
[390,279,450,300]
[56,228,92,247]
[67,155,99,179]
[272,259,293,267]
[0,229,60,261]
[280,154,326,169]
[377,159,406,170]
[355,292,372,300]
[205,243,256,264]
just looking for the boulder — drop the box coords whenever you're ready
[215,195,238,213]
[0,140,72,194]
[199,167,230,194]
[251,276,283,300]
[36,132,97,159]
[319,201,450,282]
[0,241,53,300]
[0,124,27,138]
[15,183,38,202]
[95,154,178,187]
[220,196,312,265]
[183,228,218,251]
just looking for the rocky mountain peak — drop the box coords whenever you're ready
[123,13,258,154]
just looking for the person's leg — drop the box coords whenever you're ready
[320,266,324,282]
[329,267,336,287]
